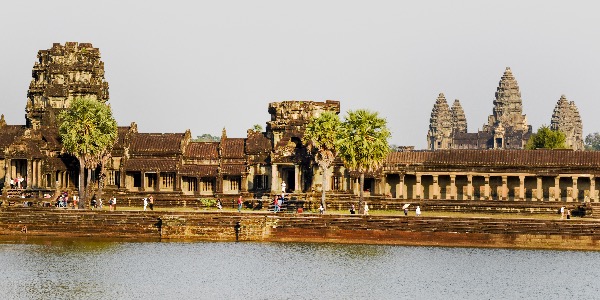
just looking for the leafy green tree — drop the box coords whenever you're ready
[194,133,220,142]
[585,132,600,150]
[251,124,263,132]
[58,98,118,208]
[302,111,341,211]
[526,125,566,150]
[336,109,391,214]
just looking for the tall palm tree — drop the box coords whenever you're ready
[58,98,118,208]
[336,109,390,214]
[302,111,341,211]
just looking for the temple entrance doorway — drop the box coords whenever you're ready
[281,167,295,193]
[10,159,28,189]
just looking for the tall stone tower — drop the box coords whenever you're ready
[483,67,530,133]
[26,42,109,129]
[551,95,583,150]
[451,99,467,134]
[426,67,534,150]
[427,93,453,150]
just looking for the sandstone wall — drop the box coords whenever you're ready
[1,208,599,250]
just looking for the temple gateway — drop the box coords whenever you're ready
[1,43,599,204]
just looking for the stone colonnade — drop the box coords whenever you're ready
[383,172,599,202]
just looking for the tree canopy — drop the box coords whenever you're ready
[193,133,220,142]
[58,97,118,208]
[585,132,600,150]
[302,111,341,211]
[336,109,390,213]
[525,125,566,150]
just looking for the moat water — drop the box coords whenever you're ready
[0,237,598,300]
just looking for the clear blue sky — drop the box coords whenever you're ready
[1,1,598,149]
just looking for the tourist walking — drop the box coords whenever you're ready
[149,195,154,211]
[237,195,243,212]
[319,205,324,214]
[350,204,356,214]
[416,206,421,217]
[364,202,369,215]
[560,206,565,219]
[567,208,571,220]
[143,197,148,211]
[216,198,223,211]
[110,196,117,211]
[273,196,279,213]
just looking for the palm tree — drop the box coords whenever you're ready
[58,97,118,208]
[336,109,390,214]
[302,111,341,211]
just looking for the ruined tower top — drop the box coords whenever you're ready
[266,100,340,162]
[484,67,529,133]
[26,42,109,129]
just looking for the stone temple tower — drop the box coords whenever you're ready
[483,67,530,133]
[427,93,453,150]
[482,67,532,148]
[26,42,109,129]
[451,99,467,134]
[427,67,534,150]
[551,95,583,150]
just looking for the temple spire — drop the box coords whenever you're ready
[427,93,453,150]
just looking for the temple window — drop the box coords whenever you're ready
[332,176,342,191]
[230,179,239,191]
[161,173,175,189]
[145,173,157,189]
[254,175,268,190]
[182,177,197,192]
[200,178,213,192]
[107,170,121,187]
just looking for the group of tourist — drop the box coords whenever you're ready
[273,195,285,213]
[560,206,571,220]
[9,176,25,189]
[142,195,154,211]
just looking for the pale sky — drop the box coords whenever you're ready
[1,1,598,149]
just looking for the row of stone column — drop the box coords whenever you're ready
[390,173,598,202]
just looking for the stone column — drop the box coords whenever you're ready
[141,172,146,192]
[27,159,33,189]
[536,176,542,201]
[553,176,560,202]
[398,174,405,199]
[294,165,300,193]
[156,172,162,192]
[271,164,278,193]
[432,175,439,200]
[467,174,473,200]
[416,174,422,199]
[501,176,507,201]
[241,173,248,192]
[450,175,457,200]
[4,158,11,189]
[590,176,596,202]
[380,174,388,196]
[518,175,525,201]
[484,175,490,200]
[570,176,578,202]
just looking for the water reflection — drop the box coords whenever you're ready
[1,238,599,299]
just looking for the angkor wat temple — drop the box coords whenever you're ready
[1,43,600,205]
[427,67,583,150]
